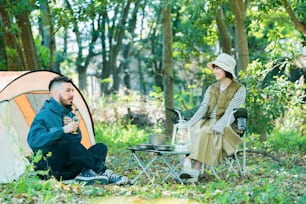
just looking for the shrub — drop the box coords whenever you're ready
[240,60,302,138]
[268,129,306,154]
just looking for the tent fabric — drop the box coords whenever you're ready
[0,101,29,183]
[0,70,96,183]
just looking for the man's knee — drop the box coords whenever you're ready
[90,143,108,154]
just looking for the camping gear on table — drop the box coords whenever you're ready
[149,134,165,146]
[136,144,154,150]
[153,145,175,151]
[171,109,191,151]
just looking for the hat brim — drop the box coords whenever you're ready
[207,61,237,79]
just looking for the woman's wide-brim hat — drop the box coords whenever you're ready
[207,53,237,78]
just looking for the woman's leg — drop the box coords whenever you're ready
[194,160,202,170]
[183,156,192,169]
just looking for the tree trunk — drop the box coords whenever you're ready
[98,2,131,94]
[15,11,40,70]
[215,6,231,54]
[0,4,24,70]
[121,0,139,90]
[0,29,6,70]
[162,5,174,137]
[99,11,109,94]
[39,0,55,70]
[78,66,87,91]
[150,29,163,90]
[111,1,131,92]
[52,27,67,73]
[229,0,249,73]
[100,61,113,94]
[282,0,306,35]
[65,0,99,91]
[137,53,146,96]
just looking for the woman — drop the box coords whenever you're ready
[179,53,246,182]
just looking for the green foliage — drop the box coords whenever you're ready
[173,67,215,112]
[268,129,306,154]
[4,47,19,69]
[94,121,149,150]
[149,85,164,104]
[1,159,62,203]
[35,39,50,69]
[240,60,299,136]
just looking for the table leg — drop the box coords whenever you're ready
[160,155,185,184]
[163,161,180,182]
[130,152,158,184]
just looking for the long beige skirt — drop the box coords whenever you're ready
[189,119,242,166]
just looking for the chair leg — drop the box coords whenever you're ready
[201,163,220,180]
[225,156,238,175]
[234,153,243,176]
[242,132,247,177]
[209,166,220,180]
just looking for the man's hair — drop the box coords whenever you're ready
[48,76,73,91]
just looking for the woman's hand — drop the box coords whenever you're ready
[212,130,221,135]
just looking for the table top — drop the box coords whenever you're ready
[128,147,190,155]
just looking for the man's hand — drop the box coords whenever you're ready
[63,117,79,134]
[63,116,72,125]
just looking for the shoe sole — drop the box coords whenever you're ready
[75,176,109,185]
[76,178,108,185]
[179,173,193,179]
[109,177,129,185]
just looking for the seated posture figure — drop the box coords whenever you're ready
[27,76,128,185]
[179,53,246,182]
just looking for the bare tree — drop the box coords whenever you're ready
[99,1,131,94]
[65,0,100,91]
[162,4,174,137]
[121,0,140,90]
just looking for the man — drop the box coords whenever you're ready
[27,76,128,185]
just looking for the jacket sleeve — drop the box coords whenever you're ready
[27,115,65,150]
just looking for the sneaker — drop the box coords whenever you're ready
[102,169,128,185]
[75,169,109,185]
[179,168,200,180]
[179,168,194,179]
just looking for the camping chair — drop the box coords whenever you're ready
[201,107,248,179]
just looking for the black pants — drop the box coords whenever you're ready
[34,135,107,180]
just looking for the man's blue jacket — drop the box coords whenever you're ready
[27,97,81,154]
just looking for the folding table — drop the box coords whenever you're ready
[128,147,190,185]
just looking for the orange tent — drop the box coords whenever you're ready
[0,70,96,157]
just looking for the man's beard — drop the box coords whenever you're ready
[59,95,73,108]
